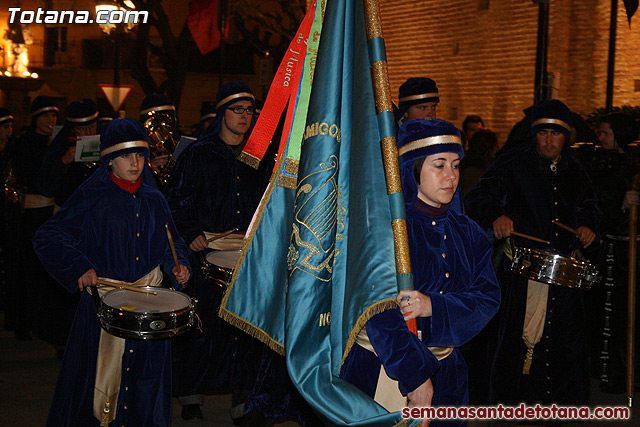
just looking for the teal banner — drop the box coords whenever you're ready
[285,0,418,425]
[219,1,324,352]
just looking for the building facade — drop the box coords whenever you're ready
[380,0,640,142]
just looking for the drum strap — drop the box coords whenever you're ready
[91,266,163,426]
[503,242,549,375]
[355,326,453,412]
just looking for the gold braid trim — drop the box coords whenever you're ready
[279,174,298,189]
[238,151,261,169]
[218,149,287,354]
[284,158,299,176]
[278,158,299,188]
[371,61,393,114]
[392,219,412,274]
[380,137,402,195]
[340,298,399,369]
[363,0,383,40]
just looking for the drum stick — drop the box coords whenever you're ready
[206,228,240,243]
[165,223,180,270]
[511,231,550,245]
[96,279,157,295]
[552,220,579,236]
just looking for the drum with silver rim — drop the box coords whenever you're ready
[98,287,195,339]
[201,250,242,288]
[511,247,598,290]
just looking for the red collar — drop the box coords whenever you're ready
[110,172,141,193]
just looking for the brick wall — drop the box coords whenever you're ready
[379,0,640,143]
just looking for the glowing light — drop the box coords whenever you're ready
[95,1,137,35]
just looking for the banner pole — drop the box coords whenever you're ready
[362,0,417,335]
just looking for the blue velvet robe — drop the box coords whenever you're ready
[13,129,49,196]
[33,166,190,427]
[164,133,270,244]
[341,203,500,426]
[464,143,601,405]
[37,125,99,206]
[164,133,272,395]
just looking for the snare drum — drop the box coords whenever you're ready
[98,287,195,339]
[511,247,598,290]
[201,250,242,287]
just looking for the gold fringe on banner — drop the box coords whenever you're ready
[219,148,287,354]
[341,298,399,368]
[220,308,285,355]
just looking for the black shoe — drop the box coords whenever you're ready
[181,404,203,421]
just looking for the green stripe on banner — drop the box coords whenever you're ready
[285,4,325,163]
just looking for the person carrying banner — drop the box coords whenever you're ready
[464,99,601,405]
[33,118,191,427]
[340,119,500,426]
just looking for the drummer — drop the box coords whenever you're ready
[164,82,276,423]
[33,118,191,427]
[465,99,601,406]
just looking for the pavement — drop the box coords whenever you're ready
[1,310,639,427]
[0,311,299,427]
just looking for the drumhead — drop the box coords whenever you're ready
[206,250,242,269]
[102,287,191,313]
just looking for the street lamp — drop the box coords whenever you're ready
[94,0,139,87]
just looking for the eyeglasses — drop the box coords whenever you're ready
[227,106,254,115]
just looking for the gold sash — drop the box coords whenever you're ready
[22,194,54,209]
[90,266,162,426]
[522,280,548,374]
[503,242,549,375]
[356,326,453,412]
[203,230,245,251]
